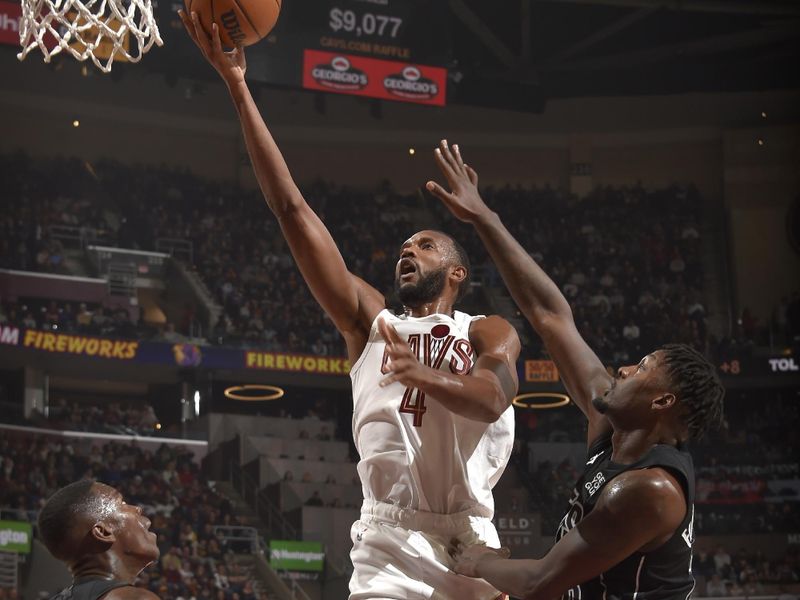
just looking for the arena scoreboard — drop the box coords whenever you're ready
[281,0,451,64]
[156,0,452,106]
[280,0,450,105]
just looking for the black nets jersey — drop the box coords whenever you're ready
[51,578,132,600]
[555,436,696,600]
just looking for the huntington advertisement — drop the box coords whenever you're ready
[270,539,325,572]
[0,520,32,554]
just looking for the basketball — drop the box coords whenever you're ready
[184,0,281,48]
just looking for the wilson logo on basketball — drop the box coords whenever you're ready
[383,65,439,101]
[311,55,368,91]
[219,9,246,46]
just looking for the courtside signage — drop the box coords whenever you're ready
[0,521,32,554]
[2,0,56,48]
[22,330,139,359]
[0,1,20,46]
[303,49,447,106]
[270,540,325,572]
[245,351,351,375]
[2,328,352,374]
[0,325,19,346]
[524,360,560,383]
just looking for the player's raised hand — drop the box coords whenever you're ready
[178,10,246,86]
[426,140,491,224]
[450,540,511,578]
[378,318,430,389]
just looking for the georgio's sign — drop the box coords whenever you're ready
[383,65,439,101]
[303,49,446,106]
[308,54,368,91]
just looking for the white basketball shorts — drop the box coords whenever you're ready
[348,499,507,600]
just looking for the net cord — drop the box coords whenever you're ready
[17,0,163,73]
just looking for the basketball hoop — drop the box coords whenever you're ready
[17,0,163,73]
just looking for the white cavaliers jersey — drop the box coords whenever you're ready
[350,309,514,517]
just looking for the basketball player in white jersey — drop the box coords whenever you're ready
[180,15,521,599]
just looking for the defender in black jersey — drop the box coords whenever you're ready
[428,141,725,600]
[38,480,161,600]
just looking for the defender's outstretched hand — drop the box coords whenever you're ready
[451,540,511,578]
[178,10,246,86]
[426,140,491,224]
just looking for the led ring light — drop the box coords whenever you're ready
[512,392,570,410]
[224,384,285,401]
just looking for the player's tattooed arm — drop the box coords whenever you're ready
[379,317,519,422]
[427,140,612,444]
[453,468,687,599]
[180,10,384,360]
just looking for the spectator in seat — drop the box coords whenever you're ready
[76,303,93,330]
[305,491,324,507]
[726,580,744,597]
[714,546,732,577]
[706,573,728,597]
[622,319,640,342]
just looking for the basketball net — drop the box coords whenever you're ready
[17,0,163,73]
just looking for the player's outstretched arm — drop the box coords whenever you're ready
[179,13,384,355]
[427,140,612,442]
[452,468,687,599]
[379,317,520,422]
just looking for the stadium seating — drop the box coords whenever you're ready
[0,152,715,361]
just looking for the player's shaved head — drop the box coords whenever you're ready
[40,479,161,595]
[39,480,109,560]
[39,478,159,587]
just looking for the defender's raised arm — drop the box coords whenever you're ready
[179,13,383,360]
[427,140,612,443]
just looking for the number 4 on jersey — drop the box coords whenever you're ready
[400,387,426,427]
